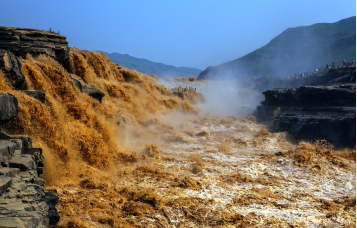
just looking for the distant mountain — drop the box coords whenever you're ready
[104,52,201,78]
[198,16,356,80]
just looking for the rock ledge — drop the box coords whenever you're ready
[254,83,356,147]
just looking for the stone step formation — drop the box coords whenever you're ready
[0,133,59,227]
[0,80,59,228]
[0,25,107,227]
[0,26,70,227]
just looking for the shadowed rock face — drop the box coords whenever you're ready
[0,92,18,125]
[0,26,70,71]
[22,90,46,103]
[69,74,105,103]
[254,84,356,147]
[0,50,26,89]
[0,27,67,226]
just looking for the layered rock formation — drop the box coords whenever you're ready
[0,26,105,102]
[0,93,59,227]
[0,26,70,71]
[0,133,59,227]
[254,84,356,147]
[0,26,68,227]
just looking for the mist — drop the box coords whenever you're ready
[159,76,264,118]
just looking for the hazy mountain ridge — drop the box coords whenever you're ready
[105,52,201,78]
[198,16,356,80]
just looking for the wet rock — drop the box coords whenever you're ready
[0,92,19,125]
[69,74,105,102]
[22,90,46,103]
[255,83,356,147]
[0,49,26,89]
[0,26,70,71]
[42,192,60,225]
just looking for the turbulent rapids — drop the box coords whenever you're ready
[0,49,355,227]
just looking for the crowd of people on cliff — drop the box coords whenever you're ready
[242,59,355,82]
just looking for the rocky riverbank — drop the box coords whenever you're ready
[0,26,205,227]
[254,83,356,147]
[0,26,72,227]
[0,93,59,227]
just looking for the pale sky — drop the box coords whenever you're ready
[1,0,356,69]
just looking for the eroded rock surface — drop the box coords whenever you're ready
[0,49,26,89]
[254,83,356,147]
[0,92,19,125]
[0,26,70,71]
[0,135,59,228]
[69,74,105,102]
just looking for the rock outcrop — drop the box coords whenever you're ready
[254,83,356,147]
[0,91,57,227]
[22,90,46,104]
[0,26,70,71]
[69,74,105,102]
[0,92,19,125]
[0,133,59,227]
[0,50,26,89]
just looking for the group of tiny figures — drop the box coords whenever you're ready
[248,59,355,81]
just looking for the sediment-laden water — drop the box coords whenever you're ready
[0,50,355,227]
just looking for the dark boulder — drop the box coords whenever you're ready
[69,74,105,102]
[0,92,19,125]
[42,191,60,225]
[22,90,46,103]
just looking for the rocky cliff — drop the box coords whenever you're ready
[254,83,356,147]
[0,26,73,227]
[0,93,59,227]
[0,26,70,71]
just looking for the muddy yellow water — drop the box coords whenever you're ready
[0,50,355,227]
